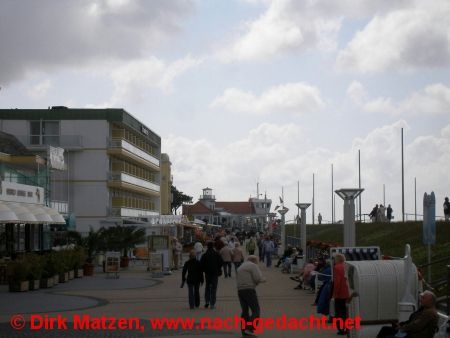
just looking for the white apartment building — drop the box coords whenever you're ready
[0,107,161,232]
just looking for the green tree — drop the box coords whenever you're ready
[99,226,146,257]
[171,185,193,215]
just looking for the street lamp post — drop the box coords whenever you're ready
[278,207,289,253]
[296,203,311,258]
[335,188,364,247]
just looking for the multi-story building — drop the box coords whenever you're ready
[160,153,172,215]
[0,107,161,232]
[182,188,272,231]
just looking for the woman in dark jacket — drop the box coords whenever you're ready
[182,250,204,309]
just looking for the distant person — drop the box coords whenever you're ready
[333,253,350,335]
[172,238,182,270]
[200,241,223,309]
[386,205,393,222]
[262,237,275,267]
[376,290,438,338]
[219,245,233,278]
[232,242,244,272]
[194,241,203,261]
[369,204,379,222]
[236,255,266,336]
[257,237,264,262]
[246,237,256,255]
[444,197,450,221]
[182,250,204,309]
[318,213,323,225]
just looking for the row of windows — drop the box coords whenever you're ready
[112,197,156,211]
[111,128,157,156]
[111,158,157,182]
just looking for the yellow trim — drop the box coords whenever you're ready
[52,180,107,183]
[107,148,160,172]
[107,181,160,197]
[0,154,45,165]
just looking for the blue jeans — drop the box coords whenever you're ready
[264,252,272,267]
[204,275,218,306]
[187,283,200,309]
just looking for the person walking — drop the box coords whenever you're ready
[232,242,244,272]
[246,236,256,255]
[172,238,182,270]
[444,197,450,221]
[378,204,386,222]
[236,255,265,336]
[318,213,323,225]
[182,250,204,309]
[220,244,233,278]
[386,205,393,222]
[194,241,203,261]
[333,253,350,335]
[200,241,223,309]
[262,237,275,268]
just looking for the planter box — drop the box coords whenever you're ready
[29,280,40,291]
[68,270,75,280]
[59,272,69,283]
[83,263,94,276]
[53,275,59,285]
[75,269,83,278]
[9,280,29,292]
[40,278,54,288]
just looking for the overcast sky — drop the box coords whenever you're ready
[1,0,450,223]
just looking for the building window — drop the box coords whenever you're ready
[29,120,60,145]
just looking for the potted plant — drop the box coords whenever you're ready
[40,253,55,288]
[58,250,70,283]
[82,228,103,276]
[99,226,146,268]
[25,253,43,290]
[7,259,30,292]
[73,246,86,278]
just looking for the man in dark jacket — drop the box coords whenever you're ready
[182,250,204,309]
[200,241,223,309]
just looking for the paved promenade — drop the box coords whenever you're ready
[0,259,338,338]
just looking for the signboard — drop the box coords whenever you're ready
[148,235,169,251]
[105,251,120,278]
[423,192,436,245]
[48,146,66,170]
[0,181,44,205]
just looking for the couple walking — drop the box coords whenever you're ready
[182,241,222,309]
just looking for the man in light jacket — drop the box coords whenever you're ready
[236,255,265,336]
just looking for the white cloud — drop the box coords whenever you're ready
[219,0,413,62]
[0,0,194,84]
[165,120,450,223]
[337,0,450,73]
[211,82,325,115]
[355,83,450,116]
[218,0,341,62]
[346,81,368,105]
[87,55,203,107]
[27,79,52,99]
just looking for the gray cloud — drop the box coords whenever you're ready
[0,0,194,84]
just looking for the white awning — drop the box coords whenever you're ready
[0,201,66,224]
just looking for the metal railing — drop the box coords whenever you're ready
[15,135,83,148]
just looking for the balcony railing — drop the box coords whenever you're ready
[15,135,83,149]
[109,139,159,167]
[109,172,160,192]
[50,200,68,214]
[110,207,159,218]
